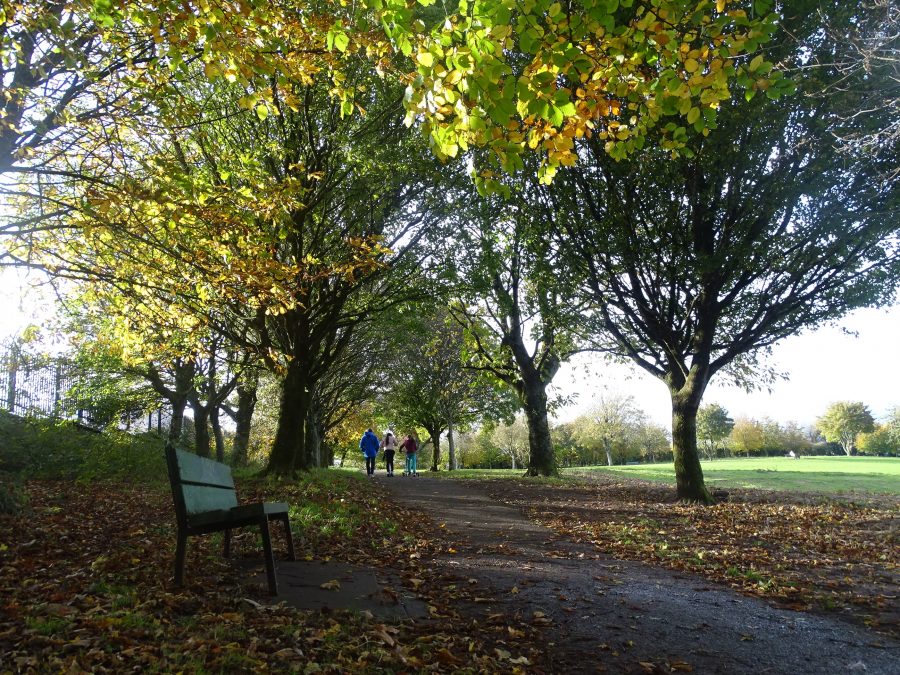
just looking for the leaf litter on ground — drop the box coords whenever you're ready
[0,472,543,673]
[479,472,899,638]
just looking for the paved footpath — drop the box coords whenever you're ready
[380,474,899,675]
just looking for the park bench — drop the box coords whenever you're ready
[165,444,296,595]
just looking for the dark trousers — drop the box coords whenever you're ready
[366,456,376,475]
[384,450,395,474]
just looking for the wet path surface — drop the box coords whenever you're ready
[381,474,898,674]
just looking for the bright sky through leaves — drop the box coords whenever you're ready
[3,268,896,428]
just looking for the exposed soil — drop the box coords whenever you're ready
[380,474,899,674]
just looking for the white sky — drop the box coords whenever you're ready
[3,267,897,429]
[551,304,900,428]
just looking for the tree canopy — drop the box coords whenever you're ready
[1,1,896,497]
[816,402,876,456]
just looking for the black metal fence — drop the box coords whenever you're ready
[0,343,169,432]
[1,345,77,418]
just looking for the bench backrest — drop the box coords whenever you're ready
[165,444,238,524]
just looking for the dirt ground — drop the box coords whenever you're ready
[379,474,899,674]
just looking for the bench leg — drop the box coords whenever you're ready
[259,517,278,595]
[174,529,187,587]
[223,528,231,558]
[281,514,296,561]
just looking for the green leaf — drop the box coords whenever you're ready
[334,32,350,53]
[549,105,564,127]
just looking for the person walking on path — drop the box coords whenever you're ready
[381,432,398,476]
[400,434,418,476]
[360,428,380,476]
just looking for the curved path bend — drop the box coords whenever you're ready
[380,474,898,674]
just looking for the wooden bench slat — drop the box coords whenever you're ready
[173,449,235,489]
[182,484,239,515]
[187,502,290,529]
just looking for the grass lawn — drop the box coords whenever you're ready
[569,456,900,495]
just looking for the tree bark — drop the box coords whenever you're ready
[145,359,195,445]
[305,400,323,468]
[603,438,613,467]
[169,399,187,445]
[267,359,308,475]
[193,405,210,458]
[231,377,258,466]
[670,392,713,504]
[211,406,225,462]
[426,426,442,471]
[447,420,457,470]
[522,381,557,476]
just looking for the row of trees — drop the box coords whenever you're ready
[1,1,898,502]
[698,401,900,458]
[448,398,899,471]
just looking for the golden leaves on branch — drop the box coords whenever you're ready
[400,0,781,184]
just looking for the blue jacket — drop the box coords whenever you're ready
[360,430,380,458]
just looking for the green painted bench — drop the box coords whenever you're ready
[165,444,296,595]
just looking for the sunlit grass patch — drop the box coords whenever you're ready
[571,456,900,495]
[435,468,571,486]
[24,616,72,637]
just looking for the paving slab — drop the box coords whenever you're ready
[239,560,428,620]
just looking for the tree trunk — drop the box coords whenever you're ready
[231,378,258,466]
[267,360,308,475]
[426,426,442,471]
[603,438,613,467]
[322,441,334,468]
[211,406,225,462]
[193,405,211,458]
[305,403,323,468]
[146,359,195,446]
[447,420,457,471]
[522,381,557,476]
[671,393,713,504]
[169,399,187,445]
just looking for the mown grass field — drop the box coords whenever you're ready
[569,456,900,495]
[447,457,900,495]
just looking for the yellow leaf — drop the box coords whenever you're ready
[687,107,701,124]
[373,628,395,646]
[684,58,700,73]
[320,579,341,591]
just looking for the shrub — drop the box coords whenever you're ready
[0,410,166,484]
[0,471,28,515]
